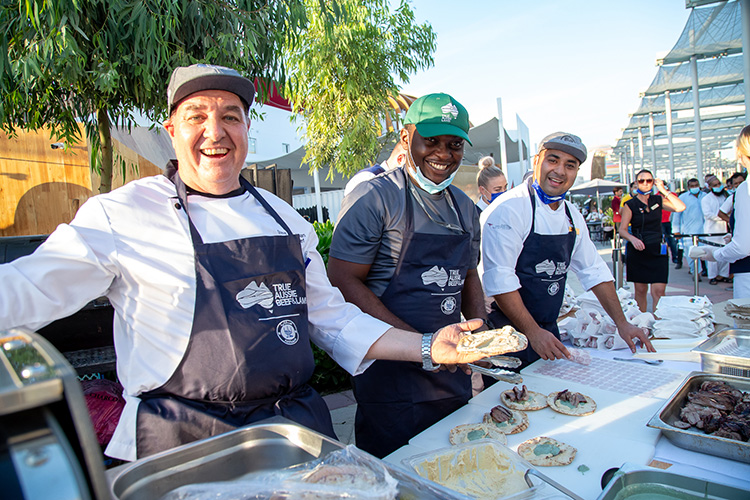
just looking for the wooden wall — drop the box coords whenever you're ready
[0,126,162,237]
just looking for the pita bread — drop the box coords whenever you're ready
[448,423,508,446]
[546,390,597,416]
[456,326,528,356]
[500,385,548,411]
[518,436,576,466]
[482,406,529,434]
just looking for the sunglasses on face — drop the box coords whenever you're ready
[637,179,653,184]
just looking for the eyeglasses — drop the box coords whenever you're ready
[637,179,654,184]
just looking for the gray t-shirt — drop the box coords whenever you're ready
[330,167,481,296]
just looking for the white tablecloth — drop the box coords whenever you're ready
[385,348,750,498]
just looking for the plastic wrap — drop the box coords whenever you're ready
[81,378,125,446]
[159,445,399,500]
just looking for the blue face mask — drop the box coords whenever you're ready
[635,188,652,195]
[409,165,457,194]
[727,188,735,195]
[489,191,505,203]
[531,180,566,204]
[689,187,700,195]
[712,186,724,194]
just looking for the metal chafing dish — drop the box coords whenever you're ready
[0,329,109,500]
[692,328,750,378]
[596,463,749,500]
[107,416,470,500]
[647,371,750,464]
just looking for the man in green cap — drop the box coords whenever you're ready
[328,93,487,458]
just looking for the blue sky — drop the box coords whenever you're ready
[399,0,692,160]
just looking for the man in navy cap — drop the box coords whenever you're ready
[0,67,488,461]
[480,132,654,365]
[328,93,487,458]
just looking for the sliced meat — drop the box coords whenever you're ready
[490,405,513,423]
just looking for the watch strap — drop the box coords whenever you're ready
[421,331,440,371]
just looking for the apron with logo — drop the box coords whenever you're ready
[136,172,333,458]
[488,183,577,366]
[352,171,472,458]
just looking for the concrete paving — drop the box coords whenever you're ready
[321,238,738,446]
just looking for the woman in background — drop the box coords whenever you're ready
[475,156,507,212]
[619,169,685,311]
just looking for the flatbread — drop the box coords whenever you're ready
[500,385,548,411]
[449,423,508,446]
[456,326,528,356]
[546,390,597,416]
[517,436,576,466]
[482,406,529,434]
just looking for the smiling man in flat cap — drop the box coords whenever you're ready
[480,132,654,366]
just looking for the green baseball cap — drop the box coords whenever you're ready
[404,93,472,146]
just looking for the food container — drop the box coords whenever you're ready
[692,328,750,378]
[402,439,572,500]
[107,416,467,500]
[647,371,750,464]
[596,463,749,500]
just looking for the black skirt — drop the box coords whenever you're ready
[626,241,669,283]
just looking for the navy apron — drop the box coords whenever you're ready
[352,171,472,458]
[729,207,750,274]
[488,183,577,366]
[136,172,334,458]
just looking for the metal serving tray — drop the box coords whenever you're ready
[597,464,749,500]
[647,371,750,464]
[692,329,750,378]
[107,416,468,500]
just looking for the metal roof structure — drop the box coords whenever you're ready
[612,0,749,185]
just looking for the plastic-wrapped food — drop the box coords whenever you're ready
[160,445,399,500]
[81,378,125,446]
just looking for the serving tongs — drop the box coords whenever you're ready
[524,468,584,500]
[469,355,523,384]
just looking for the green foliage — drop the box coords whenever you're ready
[309,343,350,395]
[284,0,436,178]
[0,0,308,191]
[313,219,334,265]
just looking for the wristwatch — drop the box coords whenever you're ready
[421,332,440,371]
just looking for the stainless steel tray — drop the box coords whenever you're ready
[647,371,750,464]
[692,328,750,378]
[596,464,749,500]
[107,416,469,500]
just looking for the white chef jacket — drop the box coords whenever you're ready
[479,181,613,298]
[0,174,391,461]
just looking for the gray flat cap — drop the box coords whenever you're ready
[539,132,587,164]
[167,64,255,112]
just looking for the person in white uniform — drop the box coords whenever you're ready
[0,64,488,461]
[692,125,750,298]
[480,132,654,364]
[701,174,731,285]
